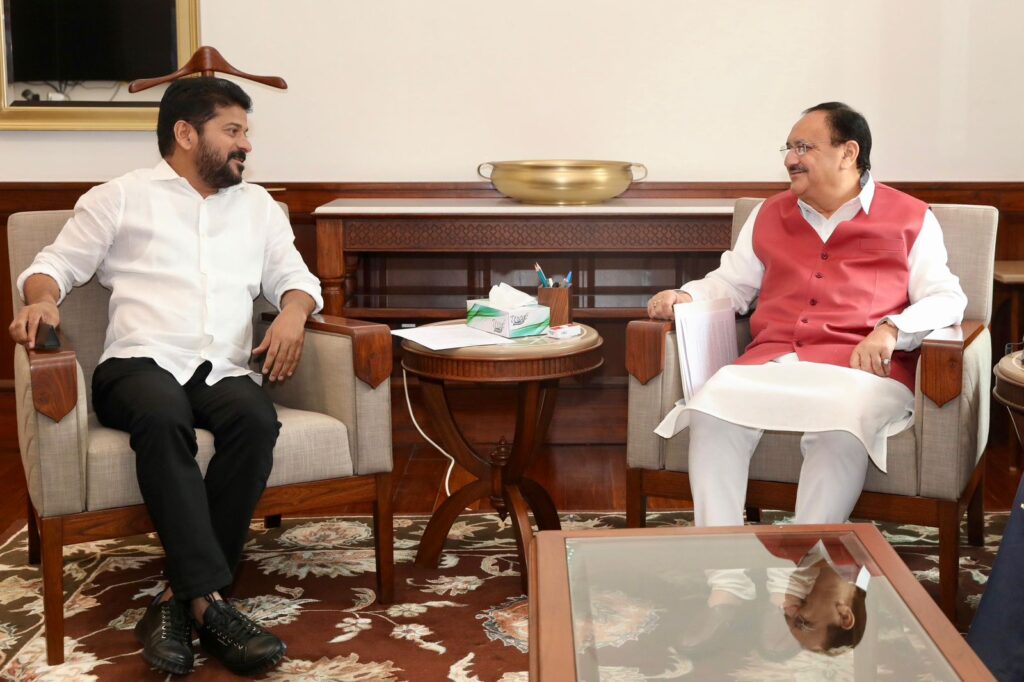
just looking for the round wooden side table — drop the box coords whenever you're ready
[995,351,1024,450]
[401,321,603,591]
[995,261,1024,469]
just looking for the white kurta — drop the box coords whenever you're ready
[656,360,913,472]
[655,175,966,472]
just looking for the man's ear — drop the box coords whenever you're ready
[173,120,197,152]
[840,140,860,171]
[836,602,855,630]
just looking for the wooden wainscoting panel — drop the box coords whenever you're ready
[3,180,1024,392]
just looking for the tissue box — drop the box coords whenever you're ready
[466,299,550,338]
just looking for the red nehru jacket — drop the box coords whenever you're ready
[735,183,928,392]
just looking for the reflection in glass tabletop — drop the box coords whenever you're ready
[564,532,957,681]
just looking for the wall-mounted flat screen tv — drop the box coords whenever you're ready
[6,0,177,83]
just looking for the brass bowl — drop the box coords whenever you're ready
[477,159,648,205]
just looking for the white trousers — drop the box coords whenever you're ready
[688,411,871,527]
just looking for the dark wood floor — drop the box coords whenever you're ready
[0,384,1020,536]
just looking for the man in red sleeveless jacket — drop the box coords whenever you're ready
[646,103,965,652]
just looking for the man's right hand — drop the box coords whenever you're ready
[9,301,60,349]
[646,289,693,320]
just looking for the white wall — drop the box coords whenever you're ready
[1,0,1022,182]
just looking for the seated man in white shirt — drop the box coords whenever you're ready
[645,102,966,652]
[8,77,322,677]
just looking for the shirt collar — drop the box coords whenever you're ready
[152,159,181,181]
[858,172,875,215]
[797,172,874,219]
[151,159,248,195]
[800,539,871,592]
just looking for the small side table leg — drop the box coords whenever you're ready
[415,479,490,568]
[520,478,560,531]
[504,484,534,593]
[490,438,511,520]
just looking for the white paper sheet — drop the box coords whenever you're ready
[391,324,515,351]
[673,298,738,400]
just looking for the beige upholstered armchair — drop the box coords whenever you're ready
[626,199,997,619]
[9,208,395,665]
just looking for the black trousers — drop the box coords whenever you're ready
[92,357,279,601]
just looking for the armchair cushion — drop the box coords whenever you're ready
[85,406,352,511]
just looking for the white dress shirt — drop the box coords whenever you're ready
[18,160,324,386]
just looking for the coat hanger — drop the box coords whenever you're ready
[128,46,287,93]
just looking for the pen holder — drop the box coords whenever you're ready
[537,286,572,327]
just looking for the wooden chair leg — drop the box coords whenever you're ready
[967,470,985,548]
[626,468,647,528]
[745,507,762,523]
[263,515,282,528]
[373,472,394,604]
[40,517,65,666]
[938,502,961,622]
[26,499,40,566]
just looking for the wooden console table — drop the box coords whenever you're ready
[312,198,734,320]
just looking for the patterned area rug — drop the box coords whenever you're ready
[0,511,1003,681]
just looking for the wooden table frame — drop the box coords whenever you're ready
[313,199,734,320]
[528,524,994,681]
[402,324,604,590]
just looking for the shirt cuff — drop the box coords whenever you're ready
[275,280,324,315]
[16,266,68,305]
[877,316,925,351]
[679,281,711,302]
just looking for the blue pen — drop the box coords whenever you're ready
[565,271,573,287]
[534,263,549,287]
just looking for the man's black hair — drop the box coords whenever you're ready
[803,101,872,174]
[156,77,252,157]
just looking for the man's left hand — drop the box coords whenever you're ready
[252,293,315,382]
[850,321,898,377]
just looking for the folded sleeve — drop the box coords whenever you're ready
[260,196,324,313]
[885,209,968,350]
[16,180,122,304]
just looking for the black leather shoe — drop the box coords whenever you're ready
[134,596,194,675]
[196,597,286,675]
[677,603,749,655]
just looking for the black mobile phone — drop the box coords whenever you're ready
[35,323,61,350]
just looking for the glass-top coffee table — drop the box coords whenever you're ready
[528,524,993,681]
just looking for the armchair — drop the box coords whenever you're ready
[626,199,997,619]
[8,208,395,665]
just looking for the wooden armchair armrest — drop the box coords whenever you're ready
[262,312,392,388]
[27,326,78,422]
[920,319,985,408]
[625,319,674,385]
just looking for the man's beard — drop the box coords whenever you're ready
[197,137,246,189]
